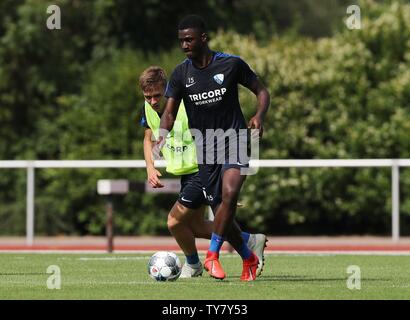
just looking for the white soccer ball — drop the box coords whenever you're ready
[147,251,182,281]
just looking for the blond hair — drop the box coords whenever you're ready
[139,66,167,91]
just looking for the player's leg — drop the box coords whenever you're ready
[168,202,236,279]
[221,169,260,281]
[246,232,267,276]
[204,167,245,279]
[181,172,252,243]
[223,217,260,281]
[167,201,199,256]
[167,201,204,278]
[166,173,205,277]
[169,203,242,257]
[205,167,259,281]
[180,168,265,279]
[187,205,267,276]
[187,205,213,239]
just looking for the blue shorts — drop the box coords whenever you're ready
[177,172,207,209]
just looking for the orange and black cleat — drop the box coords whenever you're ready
[204,252,226,280]
[240,252,259,281]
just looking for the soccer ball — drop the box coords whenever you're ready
[148,251,182,281]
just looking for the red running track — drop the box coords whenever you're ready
[2,236,410,252]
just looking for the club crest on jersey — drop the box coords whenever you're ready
[213,74,224,85]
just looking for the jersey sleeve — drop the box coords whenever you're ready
[165,66,183,100]
[237,58,258,88]
[139,105,150,129]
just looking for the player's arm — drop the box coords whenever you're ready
[143,128,164,188]
[156,97,181,150]
[245,77,270,137]
[160,97,180,133]
[156,67,182,150]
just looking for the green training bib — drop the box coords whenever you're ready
[144,100,198,175]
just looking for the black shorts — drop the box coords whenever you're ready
[198,162,249,208]
[199,135,251,207]
[177,172,207,209]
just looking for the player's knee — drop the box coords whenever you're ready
[167,214,180,233]
[222,189,239,208]
[167,213,182,231]
[167,203,190,232]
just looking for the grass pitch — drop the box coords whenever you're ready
[0,253,409,300]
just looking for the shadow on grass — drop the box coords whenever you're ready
[0,273,45,276]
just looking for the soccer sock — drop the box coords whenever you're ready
[237,241,253,260]
[208,233,225,255]
[186,252,200,265]
[241,232,250,244]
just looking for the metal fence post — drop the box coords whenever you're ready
[392,161,400,242]
[106,196,114,253]
[26,162,35,246]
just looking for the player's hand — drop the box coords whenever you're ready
[152,136,165,160]
[248,115,264,138]
[147,168,164,188]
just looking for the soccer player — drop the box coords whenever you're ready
[139,66,267,278]
[158,15,270,281]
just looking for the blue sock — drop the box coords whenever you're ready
[237,241,252,260]
[209,233,225,254]
[186,252,200,265]
[241,232,250,244]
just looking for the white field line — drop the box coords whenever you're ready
[83,281,250,286]
[78,256,150,261]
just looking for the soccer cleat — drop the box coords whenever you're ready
[204,252,226,280]
[240,252,259,281]
[247,233,267,276]
[179,262,203,278]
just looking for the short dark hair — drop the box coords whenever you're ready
[178,14,207,33]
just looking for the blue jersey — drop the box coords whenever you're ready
[165,51,257,135]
